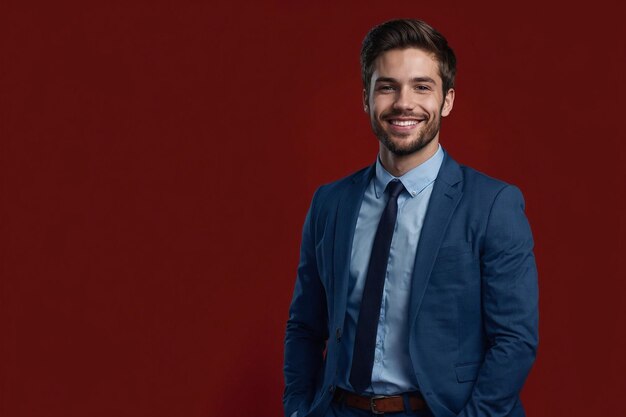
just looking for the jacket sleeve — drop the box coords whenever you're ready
[283,188,329,417]
[458,185,539,417]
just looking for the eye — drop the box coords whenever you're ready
[378,85,395,92]
[415,85,431,91]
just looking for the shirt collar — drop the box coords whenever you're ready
[374,144,444,199]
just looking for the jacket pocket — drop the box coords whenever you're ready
[432,244,473,274]
[454,362,481,383]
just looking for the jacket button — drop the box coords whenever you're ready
[329,385,335,394]
[335,328,342,341]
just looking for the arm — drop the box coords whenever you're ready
[459,185,539,417]
[283,189,329,417]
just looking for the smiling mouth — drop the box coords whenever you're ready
[388,119,422,126]
[385,117,426,131]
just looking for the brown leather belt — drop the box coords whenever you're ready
[333,387,427,414]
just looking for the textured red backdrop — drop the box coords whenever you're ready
[2,1,625,416]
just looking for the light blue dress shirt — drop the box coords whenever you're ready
[338,145,444,395]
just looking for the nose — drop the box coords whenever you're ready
[392,86,415,111]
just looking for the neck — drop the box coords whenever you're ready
[379,137,440,177]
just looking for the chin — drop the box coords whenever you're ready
[381,133,437,157]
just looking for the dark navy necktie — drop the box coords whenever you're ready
[349,179,405,393]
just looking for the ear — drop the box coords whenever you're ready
[441,88,455,117]
[362,88,369,113]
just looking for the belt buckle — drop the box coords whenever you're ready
[370,395,387,415]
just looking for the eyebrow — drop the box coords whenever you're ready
[375,76,437,85]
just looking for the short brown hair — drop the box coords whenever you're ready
[360,19,456,96]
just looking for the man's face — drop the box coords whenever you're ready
[365,48,454,157]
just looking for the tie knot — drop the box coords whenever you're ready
[386,180,405,200]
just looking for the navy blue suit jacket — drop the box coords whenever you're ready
[284,152,538,417]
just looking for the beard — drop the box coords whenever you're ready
[371,110,442,156]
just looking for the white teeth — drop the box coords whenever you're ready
[390,120,419,126]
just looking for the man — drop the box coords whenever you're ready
[284,19,538,417]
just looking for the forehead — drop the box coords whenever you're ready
[372,47,441,84]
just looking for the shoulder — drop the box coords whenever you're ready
[460,164,512,193]
[446,159,528,236]
[312,165,373,208]
[443,154,525,207]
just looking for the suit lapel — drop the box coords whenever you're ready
[409,154,463,328]
[332,166,374,330]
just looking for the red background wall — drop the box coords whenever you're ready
[2,1,625,416]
